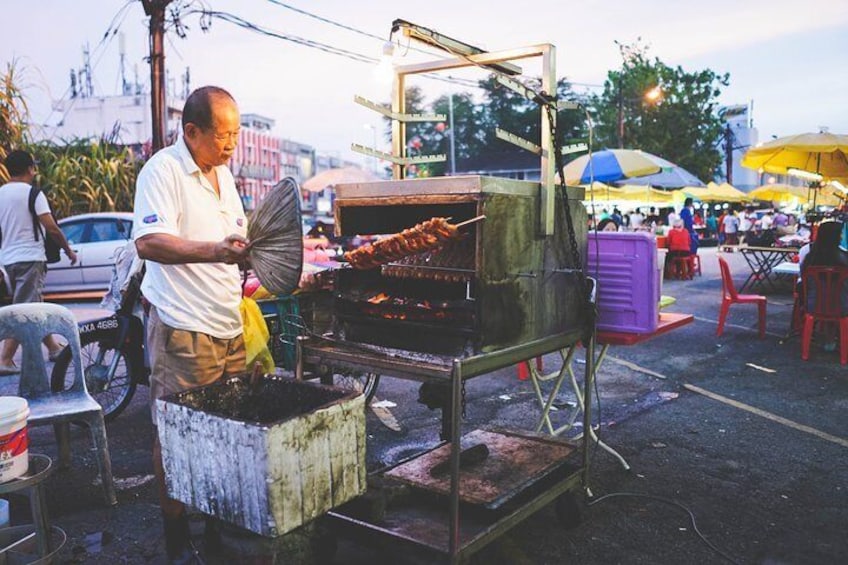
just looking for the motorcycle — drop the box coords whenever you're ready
[51,271,148,422]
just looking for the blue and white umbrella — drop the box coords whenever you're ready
[562,149,663,185]
[618,154,705,188]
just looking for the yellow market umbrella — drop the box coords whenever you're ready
[710,182,749,203]
[741,132,848,181]
[617,184,675,204]
[748,184,810,203]
[675,186,712,203]
[678,183,748,204]
[579,181,626,201]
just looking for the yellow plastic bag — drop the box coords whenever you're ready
[240,297,275,374]
[251,285,274,300]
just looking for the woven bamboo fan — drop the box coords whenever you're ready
[247,177,303,295]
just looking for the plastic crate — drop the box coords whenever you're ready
[257,296,303,370]
[587,231,660,334]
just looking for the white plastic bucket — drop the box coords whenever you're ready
[0,396,30,483]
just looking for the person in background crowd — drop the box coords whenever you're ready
[0,150,77,375]
[723,210,740,245]
[679,197,695,233]
[665,219,693,278]
[678,197,699,254]
[799,220,848,271]
[798,221,848,328]
[774,209,796,236]
[760,211,774,231]
[705,210,718,239]
[738,206,754,244]
[717,209,727,244]
[133,86,251,564]
[630,207,644,230]
[646,206,660,228]
[597,218,619,232]
[611,207,623,227]
[666,207,679,227]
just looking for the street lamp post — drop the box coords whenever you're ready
[448,93,456,175]
[616,80,662,150]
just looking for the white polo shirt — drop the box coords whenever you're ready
[133,137,247,339]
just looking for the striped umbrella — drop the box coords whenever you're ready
[562,149,663,185]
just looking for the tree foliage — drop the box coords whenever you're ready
[0,60,30,165]
[590,40,729,183]
[385,77,586,178]
[0,62,141,217]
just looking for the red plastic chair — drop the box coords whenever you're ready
[717,256,767,338]
[800,266,848,364]
[689,254,702,277]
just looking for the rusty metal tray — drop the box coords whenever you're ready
[384,428,577,510]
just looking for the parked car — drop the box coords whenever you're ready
[44,212,134,293]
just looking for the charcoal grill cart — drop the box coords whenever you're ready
[297,21,596,564]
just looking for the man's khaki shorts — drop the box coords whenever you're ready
[147,306,246,425]
[5,261,46,303]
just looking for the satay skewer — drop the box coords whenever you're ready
[455,215,486,228]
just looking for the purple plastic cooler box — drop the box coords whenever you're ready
[587,231,660,334]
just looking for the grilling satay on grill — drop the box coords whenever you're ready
[344,217,459,269]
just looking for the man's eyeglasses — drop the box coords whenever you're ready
[211,131,240,142]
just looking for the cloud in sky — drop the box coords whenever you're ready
[1,0,846,160]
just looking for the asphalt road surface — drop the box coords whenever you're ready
[3,246,846,564]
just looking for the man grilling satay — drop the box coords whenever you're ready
[133,86,250,564]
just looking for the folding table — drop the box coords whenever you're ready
[738,246,799,292]
[526,312,694,471]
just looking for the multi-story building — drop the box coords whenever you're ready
[721,104,759,191]
[230,114,280,211]
[46,93,184,156]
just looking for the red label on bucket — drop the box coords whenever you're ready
[0,427,28,459]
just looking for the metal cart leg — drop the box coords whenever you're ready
[529,347,580,435]
[528,343,630,471]
[449,359,462,564]
[568,345,631,471]
[582,333,594,497]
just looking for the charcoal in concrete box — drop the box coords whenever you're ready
[156,375,366,537]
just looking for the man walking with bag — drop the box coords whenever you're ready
[0,149,77,374]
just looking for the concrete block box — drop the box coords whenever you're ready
[156,375,366,537]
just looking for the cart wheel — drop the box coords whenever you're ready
[554,492,583,529]
[319,371,380,405]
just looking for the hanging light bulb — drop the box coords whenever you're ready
[373,41,395,85]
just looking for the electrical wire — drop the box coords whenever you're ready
[178,8,479,91]
[265,0,386,43]
[587,492,741,564]
[264,0,448,60]
[265,1,601,93]
[182,9,378,64]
